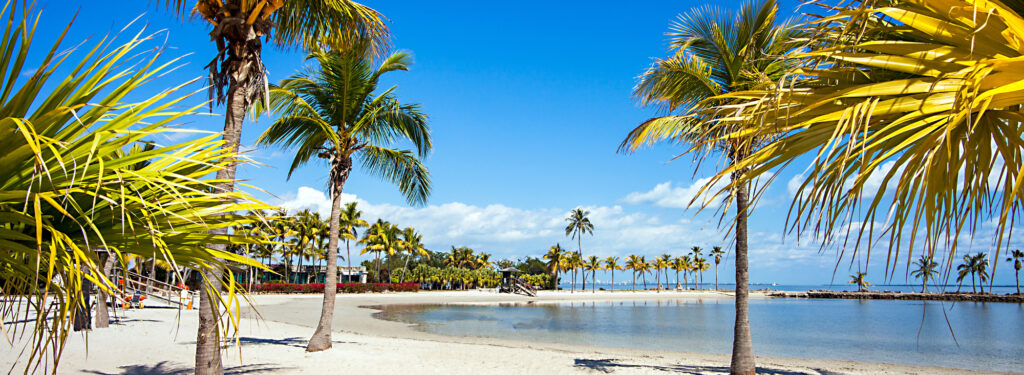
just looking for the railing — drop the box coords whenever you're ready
[113,269,196,308]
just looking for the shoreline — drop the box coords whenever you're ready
[248,290,1017,375]
[2,290,1018,374]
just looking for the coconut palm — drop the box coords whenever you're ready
[360,220,405,282]
[604,256,622,292]
[399,227,429,283]
[584,256,603,293]
[565,252,583,293]
[653,257,670,292]
[565,208,595,290]
[257,45,431,351]
[340,202,369,281]
[973,253,991,294]
[849,272,871,292]
[956,254,977,293]
[910,255,939,293]
[672,256,693,290]
[0,5,270,370]
[625,255,644,292]
[619,0,801,370]
[156,1,389,368]
[658,254,673,289]
[544,244,566,289]
[636,256,651,290]
[694,257,710,290]
[710,246,725,290]
[1008,250,1024,295]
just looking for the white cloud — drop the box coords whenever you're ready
[623,178,728,209]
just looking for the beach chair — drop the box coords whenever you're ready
[122,290,146,309]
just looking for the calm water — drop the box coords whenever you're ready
[562,282,1021,294]
[381,298,1024,372]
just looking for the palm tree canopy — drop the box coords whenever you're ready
[565,208,595,238]
[620,0,801,154]
[544,244,565,274]
[256,47,432,205]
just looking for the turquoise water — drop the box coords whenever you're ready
[381,299,1024,372]
[561,282,1022,294]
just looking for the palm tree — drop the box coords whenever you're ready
[399,227,429,283]
[361,220,405,282]
[973,253,991,295]
[957,254,977,293]
[0,6,272,369]
[694,257,710,290]
[565,208,595,291]
[619,1,800,371]
[257,45,431,351]
[636,257,651,290]
[710,246,725,290]
[270,209,296,282]
[339,202,369,282]
[1008,250,1024,295]
[544,244,566,290]
[565,252,583,293]
[849,272,871,292]
[156,1,389,370]
[671,256,692,290]
[910,255,939,293]
[658,254,673,290]
[653,257,670,292]
[625,255,644,292]
[604,256,622,292]
[584,256,602,293]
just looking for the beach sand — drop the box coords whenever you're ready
[1,290,1015,374]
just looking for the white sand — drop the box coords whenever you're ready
[1,290,1015,374]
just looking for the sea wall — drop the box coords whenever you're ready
[768,290,1024,303]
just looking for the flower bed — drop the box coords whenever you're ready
[247,282,419,294]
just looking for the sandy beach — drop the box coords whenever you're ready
[1,290,1016,375]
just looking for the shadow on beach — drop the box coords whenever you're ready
[82,361,288,375]
[233,336,357,348]
[573,358,846,375]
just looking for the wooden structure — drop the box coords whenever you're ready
[498,267,537,297]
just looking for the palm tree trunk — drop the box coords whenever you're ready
[730,180,756,375]
[611,269,615,292]
[578,236,585,291]
[94,252,117,329]
[972,272,977,294]
[1016,269,1020,295]
[346,239,352,283]
[400,251,411,283]
[676,270,681,290]
[715,263,719,291]
[196,61,250,375]
[642,272,647,290]
[632,271,636,292]
[306,157,351,352]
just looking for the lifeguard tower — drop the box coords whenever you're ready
[498,267,537,297]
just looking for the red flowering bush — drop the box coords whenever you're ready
[246,282,419,294]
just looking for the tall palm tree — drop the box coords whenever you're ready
[619,1,800,371]
[361,220,405,282]
[910,255,939,293]
[956,254,977,293]
[399,227,429,283]
[849,272,871,292]
[710,246,725,290]
[694,257,710,290]
[658,254,673,289]
[604,256,622,292]
[565,208,595,290]
[636,256,651,290]
[653,257,670,292]
[340,202,369,281]
[257,46,431,351]
[584,256,602,293]
[544,244,566,290]
[973,253,991,294]
[157,2,389,370]
[625,255,644,292]
[672,256,692,290]
[1008,250,1024,295]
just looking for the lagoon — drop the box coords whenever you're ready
[381,297,1024,372]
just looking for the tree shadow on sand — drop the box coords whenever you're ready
[232,336,356,348]
[82,361,289,375]
[573,358,847,375]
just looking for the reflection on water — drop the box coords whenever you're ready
[379,299,1024,372]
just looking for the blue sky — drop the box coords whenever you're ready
[34,0,1021,285]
